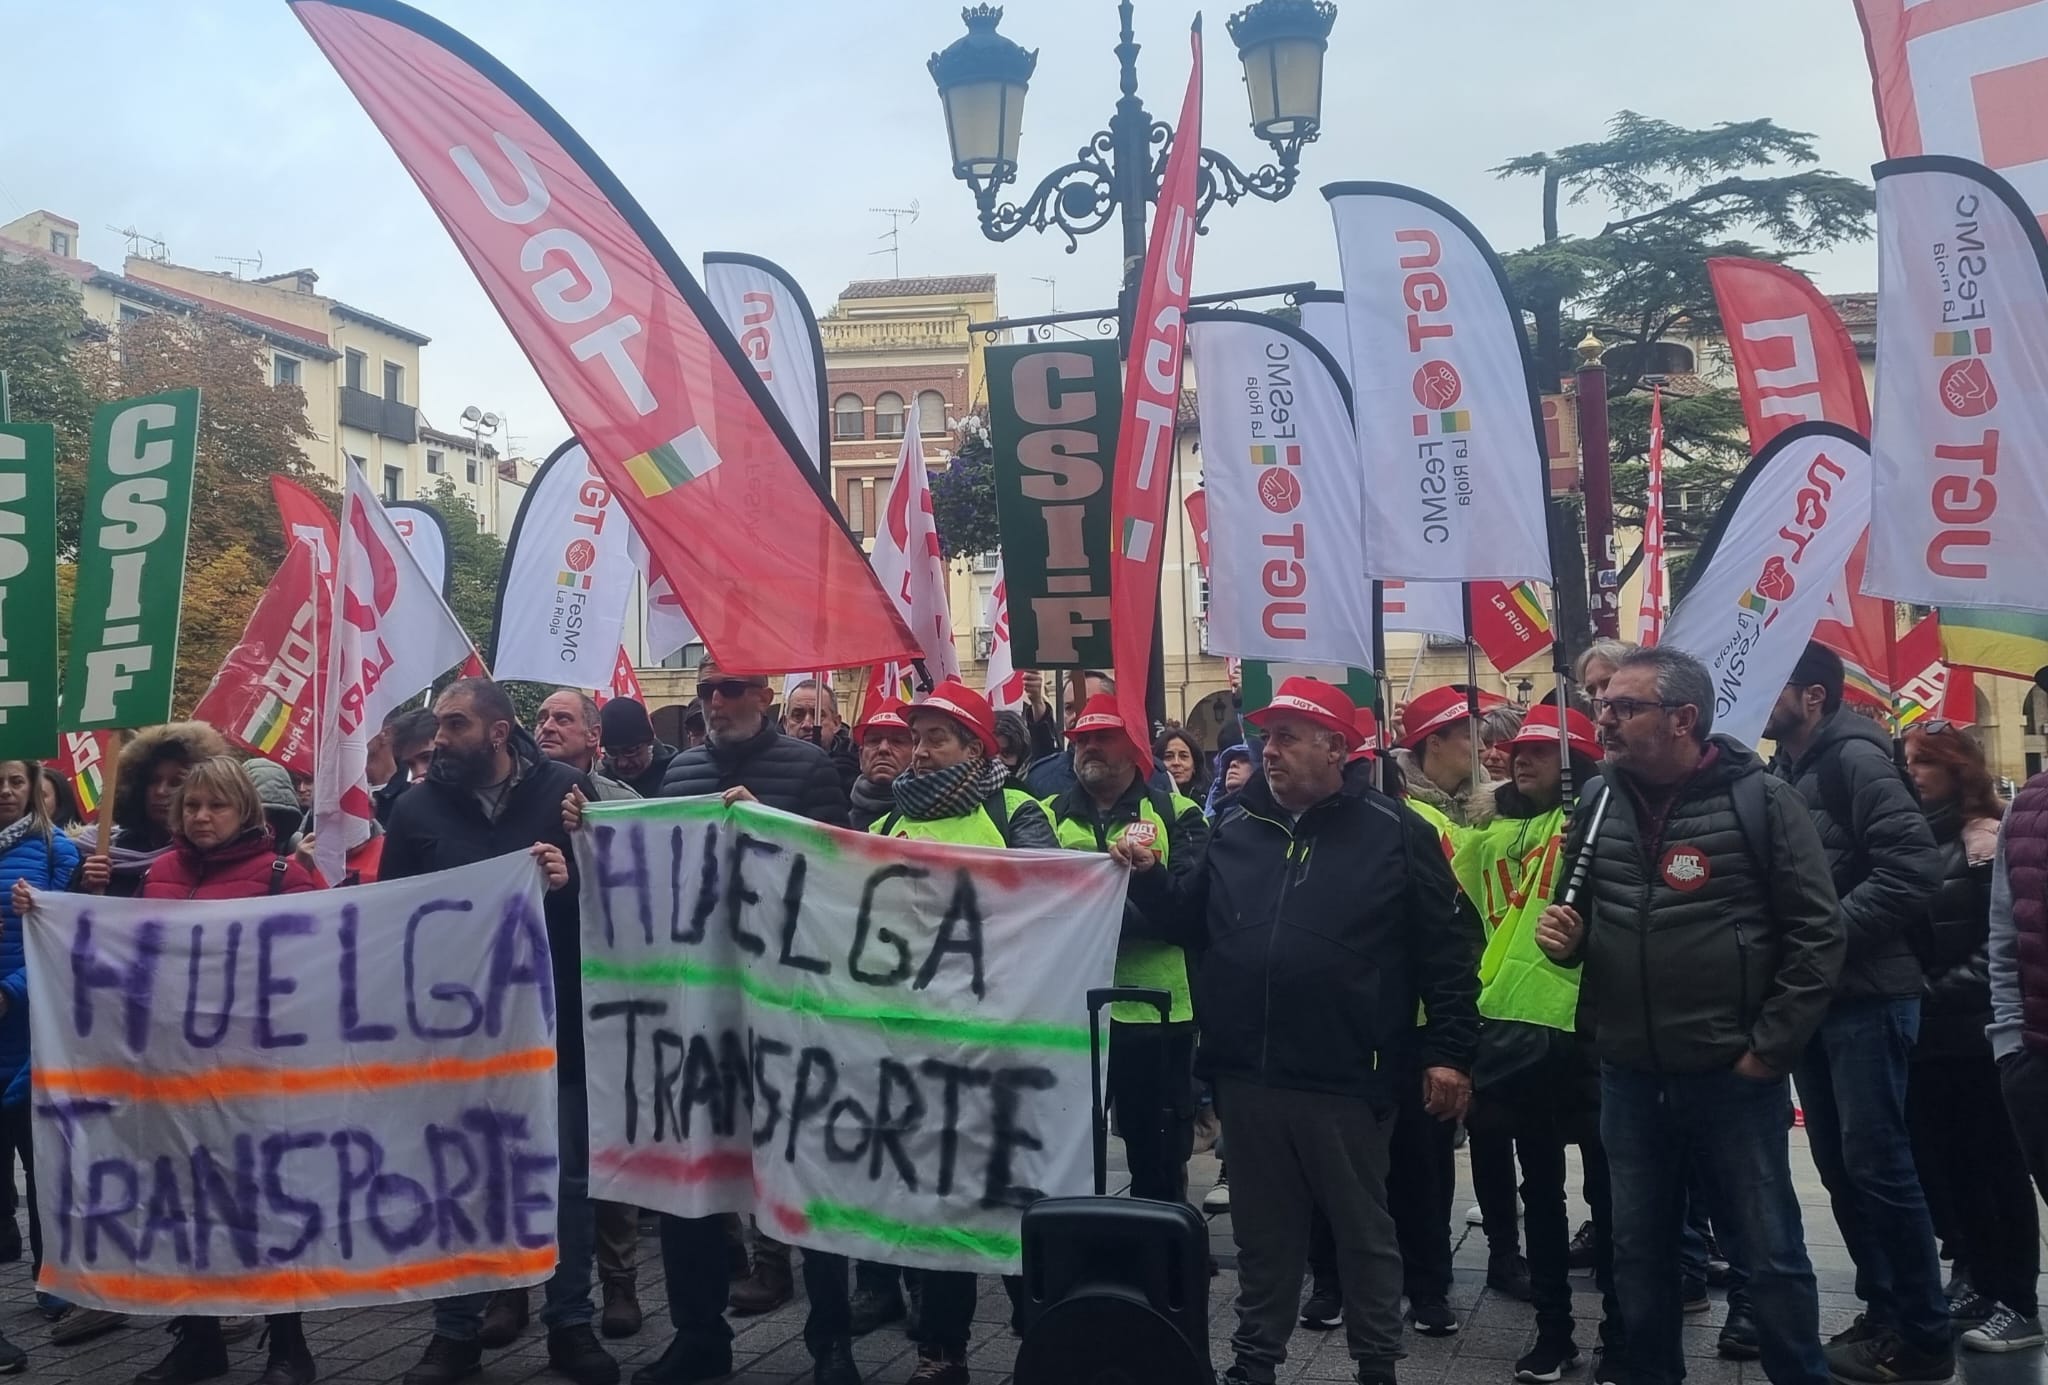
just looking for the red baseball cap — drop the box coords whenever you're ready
[1397,684,1510,751]
[912,681,1000,758]
[1347,706,1382,763]
[1247,677,1365,750]
[1069,694,1148,762]
[855,698,911,739]
[1505,704,1604,760]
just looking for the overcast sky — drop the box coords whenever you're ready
[5,0,1886,457]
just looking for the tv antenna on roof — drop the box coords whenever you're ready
[218,251,264,279]
[870,201,919,278]
[106,224,167,261]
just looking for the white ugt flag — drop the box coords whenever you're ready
[870,397,960,682]
[984,561,1025,711]
[314,462,476,883]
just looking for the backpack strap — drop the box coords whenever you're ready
[1730,771,1775,912]
[878,810,902,837]
[269,855,292,896]
[986,788,1014,845]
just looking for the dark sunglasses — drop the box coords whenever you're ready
[1915,718,1961,736]
[698,678,765,701]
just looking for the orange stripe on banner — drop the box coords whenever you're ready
[40,1247,558,1306]
[37,1047,557,1104]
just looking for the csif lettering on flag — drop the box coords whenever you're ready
[1188,308,1373,668]
[1708,256,1893,707]
[1107,20,1203,751]
[313,461,476,884]
[703,253,831,489]
[871,396,959,684]
[983,561,1025,712]
[1866,156,2048,613]
[1324,184,1551,586]
[191,541,330,776]
[1854,0,2048,230]
[0,422,58,759]
[291,0,913,674]
[491,439,640,686]
[1662,423,1875,747]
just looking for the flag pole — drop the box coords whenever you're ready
[1550,585,1577,807]
[1371,582,1388,794]
[89,731,126,893]
[1461,583,1483,790]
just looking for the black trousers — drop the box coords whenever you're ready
[0,1102,39,1275]
[1916,1052,2040,1315]
[661,1215,848,1355]
[1470,1130,1521,1257]
[1309,1069,1453,1308]
[1108,1021,1196,1204]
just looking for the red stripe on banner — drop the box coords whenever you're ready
[592,1145,755,1186]
[41,1246,556,1308]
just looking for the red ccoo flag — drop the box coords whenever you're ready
[192,541,329,777]
[1107,20,1203,767]
[291,0,915,675]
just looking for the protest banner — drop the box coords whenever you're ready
[1662,423,1875,747]
[57,389,201,732]
[191,541,328,776]
[292,0,914,675]
[492,441,641,687]
[704,253,831,487]
[386,501,452,601]
[871,397,959,684]
[0,421,58,760]
[985,339,1122,670]
[22,852,559,1314]
[1868,156,2048,613]
[1187,308,1373,671]
[1108,20,1203,745]
[575,797,1126,1275]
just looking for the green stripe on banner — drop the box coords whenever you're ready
[584,797,843,860]
[804,1199,1019,1262]
[580,957,1090,1052]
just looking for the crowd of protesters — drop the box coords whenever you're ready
[0,643,2044,1385]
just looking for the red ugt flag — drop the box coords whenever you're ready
[192,541,329,777]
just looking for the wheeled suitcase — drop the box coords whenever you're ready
[1013,986,1214,1385]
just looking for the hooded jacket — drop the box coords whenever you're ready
[381,728,593,1079]
[87,721,232,896]
[1570,736,1843,1074]
[1133,772,1480,1106]
[658,723,848,826]
[601,741,681,800]
[1770,708,1941,1003]
[0,827,79,1107]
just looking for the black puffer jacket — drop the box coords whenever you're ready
[658,722,848,826]
[1771,710,1940,1002]
[601,741,680,800]
[1904,802,1998,1060]
[380,729,593,1079]
[1570,736,1843,1075]
[1134,772,1480,1108]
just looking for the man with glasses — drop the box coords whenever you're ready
[1762,642,1945,1383]
[598,698,679,799]
[784,677,859,795]
[1534,646,1842,1385]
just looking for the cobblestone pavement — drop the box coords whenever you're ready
[5,1135,2042,1383]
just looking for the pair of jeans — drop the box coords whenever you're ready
[594,1201,636,1290]
[434,1079,597,1339]
[1795,997,1949,1353]
[1470,1062,1602,1348]
[658,1217,854,1355]
[1218,1077,1403,1384]
[1906,1052,2040,1315]
[0,1102,39,1275]
[1601,1063,1827,1385]
[1107,1021,1197,1204]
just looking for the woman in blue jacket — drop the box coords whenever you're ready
[0,758,80,1374]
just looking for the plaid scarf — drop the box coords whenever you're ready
[890,757,1009,823]
[0,814,35,860]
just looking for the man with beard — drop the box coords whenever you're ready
[578,658,854,1385]
[380,678,616,1385]
[597,699,680,799]
[1044,695,1209,1204]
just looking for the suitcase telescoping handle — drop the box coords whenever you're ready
[1085,987,1172,1197]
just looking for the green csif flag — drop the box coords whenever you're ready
[58,389,201,731]
[1240,660,1379,718]
[0,423,59,759]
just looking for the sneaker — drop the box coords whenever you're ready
[255,1318,317,1385]
[0,1333,20,1376]
[1407,1300,1460,1337]
[401,1336,483,1385]
[1465,1204,1486,1226]
[1488,1251,1534,1302]
[1961,1306,2046,1353]
[53,1306,130,1345]
[1704,1234,1734,1289]
[1567,1220,1596,1271]
[1830,1315,1884,1349]
[546,1325,621,1385]
[1949,1288,1995,1333]
[600,1279,642,1339]
[812,1338,863,1385]
[1681,1278,1711,1314]
[34,1291,69,1322]
[906,1343,969,1384]
[1203,1168,1231,1213]
[1358,1367,1398,1385]
[1301,1285,1343,1330]
[1718,1299,1760,1361]
[133,1318,230,1385]
[848,1282,906,1336]
[1825,1329,1956,1383]
[628,1335,732,1385]
[1515,1339,1582,1383]
[478,1289,529,1349]
[727,1256,793,1315]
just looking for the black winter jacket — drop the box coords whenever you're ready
[1904,802,1997,1060]
[380,730,593,1080]
[1134,773,1480,1107]
[1569,737,1842,1075]
[658,723,849,827]
[1771,710,1940,1002]
[601,741,680,800]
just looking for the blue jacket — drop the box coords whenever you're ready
[2,830,80,1106]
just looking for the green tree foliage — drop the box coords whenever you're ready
[406,478,503,657]
[0,258,99,539]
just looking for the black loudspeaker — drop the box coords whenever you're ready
[1012,987,1214,1385]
